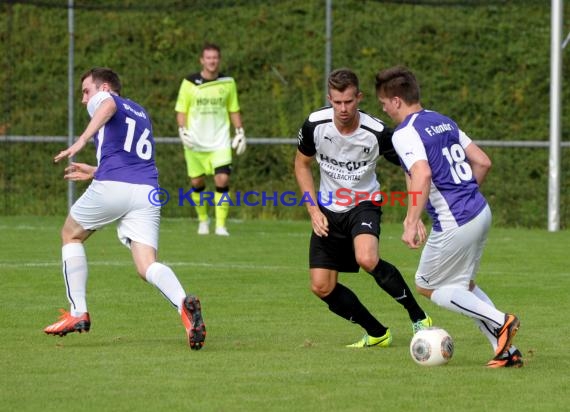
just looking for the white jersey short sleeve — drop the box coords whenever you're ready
[87,91,112,118]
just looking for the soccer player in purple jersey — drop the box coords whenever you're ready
[375,65,522,367]
[44,67,206,350]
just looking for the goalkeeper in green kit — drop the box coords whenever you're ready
[175,42,245,236]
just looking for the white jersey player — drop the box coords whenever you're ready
[295,68,432,349]
[298,106,394,212]
[375,65,522,368]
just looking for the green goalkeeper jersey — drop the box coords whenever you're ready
[175,73,240,151]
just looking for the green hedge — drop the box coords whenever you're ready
[1,0,568,227]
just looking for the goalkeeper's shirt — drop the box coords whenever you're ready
[297,107,398,213]
[174,73,240,152]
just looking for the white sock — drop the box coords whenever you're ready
[472,285,519,354]
[431,287,505,327]
[62,243,88,317]
[145,262,186,314]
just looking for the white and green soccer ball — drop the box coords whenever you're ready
[410,327,454,366]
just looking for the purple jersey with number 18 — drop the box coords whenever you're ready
[392,109,487,232]
[92,93,159,188]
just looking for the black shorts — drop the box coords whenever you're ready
[309,201,382,273]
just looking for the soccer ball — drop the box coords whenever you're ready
[410,327,454,366]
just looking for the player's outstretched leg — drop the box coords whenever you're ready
[44,309,90,337]
[181,295,206,350]
[368,259,429,329]
[320,283,392,348]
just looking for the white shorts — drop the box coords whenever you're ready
[70,180,160,249]
[415,204,492,290]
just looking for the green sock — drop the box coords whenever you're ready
[214,191,230,228]
[191,190,209,222]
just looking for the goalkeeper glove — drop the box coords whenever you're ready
[232,127,246,155]
[178,127,195,149]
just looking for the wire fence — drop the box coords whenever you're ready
[1,0,569,228]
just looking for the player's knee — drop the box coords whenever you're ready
[416,284,433,299]
[190,177,206,189]
[61,226,72,243]
[311,282,333,298]
[356,254,378,273]
[214,168,230,187]
[130,242,157,279]
[61,217,88,244]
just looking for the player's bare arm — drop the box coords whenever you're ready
[64,162,97,181]
[294,150,329,237]
[465,143,492,186]
[403,160,431,248]
[405,173,428,244]
[176,112,187,128]
[229,111,242,129]
[54,98,117,163]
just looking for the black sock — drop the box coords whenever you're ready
[368,259,426,322]
[321,283,387,337]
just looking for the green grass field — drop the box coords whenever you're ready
[1,216,568,411]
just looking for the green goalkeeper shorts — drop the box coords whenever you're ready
[184,147,232,178]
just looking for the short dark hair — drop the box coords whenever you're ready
[328,68,360,93]
[375,66,420,104]
[202,42,221,56]
[81,67,122,95]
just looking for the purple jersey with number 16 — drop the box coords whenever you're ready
[392,109,487,232]
[92,94,159,188]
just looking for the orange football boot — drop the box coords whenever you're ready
[44,309,90,336]
[181,295,206,350]
[495,314,520,356]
